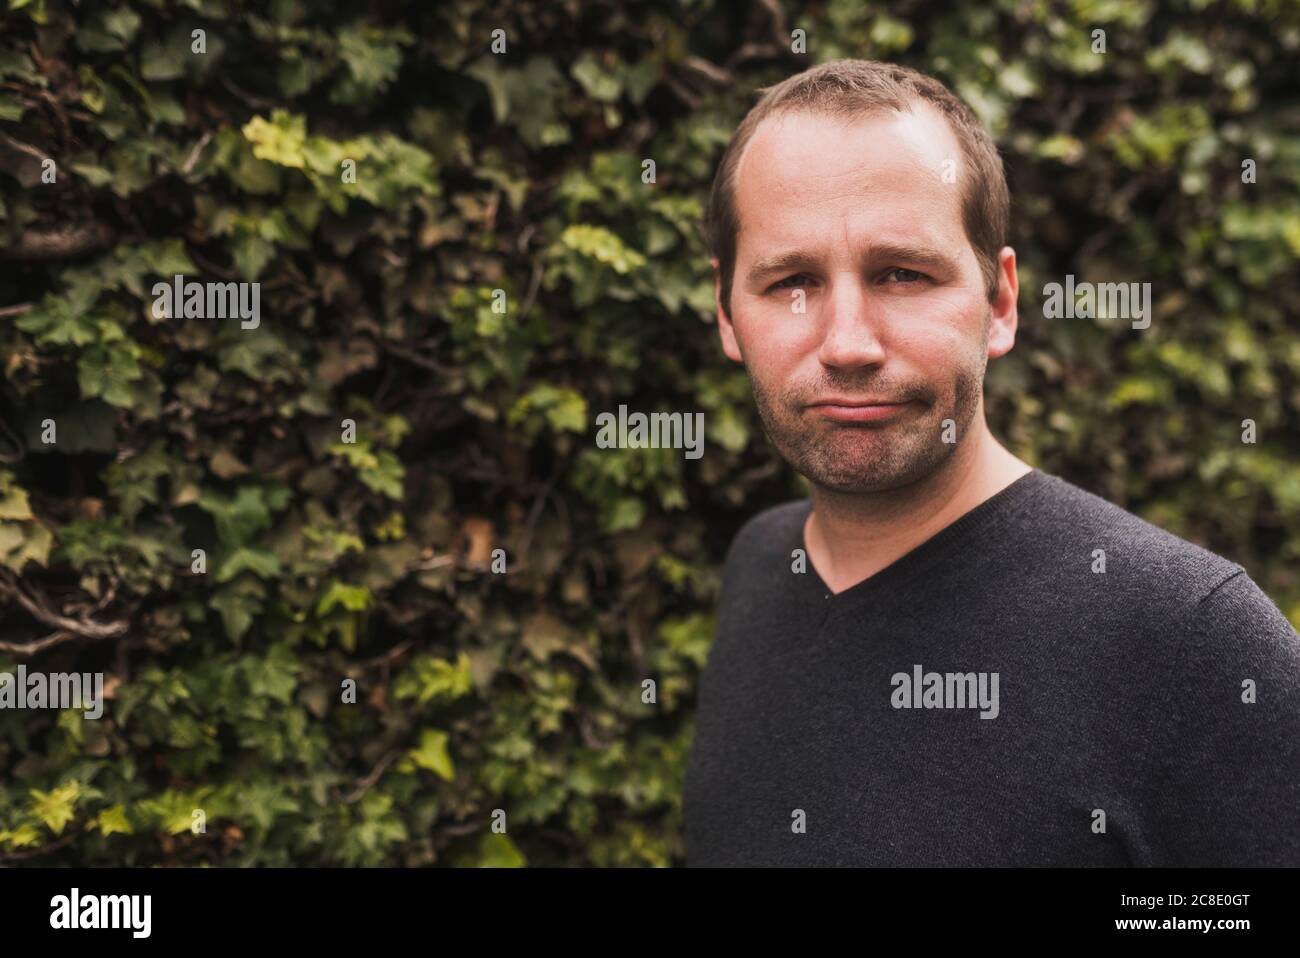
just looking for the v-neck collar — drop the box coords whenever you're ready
[797,468,1051,607]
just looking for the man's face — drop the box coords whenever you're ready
[716,106,1016,494]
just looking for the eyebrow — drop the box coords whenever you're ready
[745,243,960,285]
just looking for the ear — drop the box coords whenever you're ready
[713,257,744,363]
[987,246,1019,359]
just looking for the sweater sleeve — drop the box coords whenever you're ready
[1143,570,1300,865]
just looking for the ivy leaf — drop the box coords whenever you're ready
[333,26,408,103]
[198,486,276,546]
[101,439,171,514]
[210,579,266,642]
[15,296,102,347]
[709,405,750,453]
[216,547,282,583]
[137,788,214,835]
[393,652,474,705]
[556,224,646,274]
[77,340,144,408]
[315,580,372,616]
[464,56,566,149]
[407,728,455,781]
[476,832,525,868]
[139,29,188,81]
[242,110,308,169]
[0,825,42,849]
[91,804,134,837]
[0,520,52,572]
[138,238,197,279]
[30,783,81,835]
[331,442,406,500]
[0,472,33,519]
[508,384,588,437]
[605,497,644,533]
[571,53,622,102]
[76,7,141,53]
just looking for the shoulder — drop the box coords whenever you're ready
[723,499,810,570]
[1024,468,1298,670]
[703,500,812,665]
[1026,470,1246,603]
[1187,568,1299,652]
[1141,567,1300,864]
[715,498,811,603]
[1170,567,1300,699]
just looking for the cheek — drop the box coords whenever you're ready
[880,296,984,358]
[734,297,819,361]
[874,327,982,398]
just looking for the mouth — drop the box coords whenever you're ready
[806,398,914,423]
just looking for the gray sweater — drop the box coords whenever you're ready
[683,469,1300,866]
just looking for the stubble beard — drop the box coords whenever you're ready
[746,319,990,495]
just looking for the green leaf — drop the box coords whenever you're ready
[571,53,622,102]
[605,497,644,533]
[242,110,308,169]
[315,580,372,616]
[210,579,265,642]
[407,728,455,780]
[393,652,474,705]
[15,296,102,347]
[77,340,144,408]
[92,804,134,837]
[30,783,81,835]
[508,384,588,436]
[709,405,750,453]
[0,825,42,849]
[334,25,408,102]
[140,35,187,81]
[477,831,525,868]
[0,520,52,572]
[556,224,646,275]
[198,486,278,545]
[0,472,33,520]
[216,547,282,583]
[102,443,172,520]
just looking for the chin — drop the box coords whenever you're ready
[795,459,913,494]
[808,474,914,495]
[795,442,950,494]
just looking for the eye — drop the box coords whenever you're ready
[770,273,813,291]
[883,268,928,284]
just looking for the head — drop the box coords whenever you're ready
[704,59,1019,494]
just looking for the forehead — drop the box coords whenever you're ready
[732,105,966,254]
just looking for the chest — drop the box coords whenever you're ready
[684,608,1141,866]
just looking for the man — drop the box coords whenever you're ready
[683,59,1300,866]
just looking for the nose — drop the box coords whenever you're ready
[816,274,887,369]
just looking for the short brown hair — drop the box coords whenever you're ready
[704,59,1010,316]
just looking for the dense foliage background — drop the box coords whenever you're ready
[0,0,1296,866]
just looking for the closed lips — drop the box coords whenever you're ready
[809,398,908,406]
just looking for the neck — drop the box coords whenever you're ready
[803,416,1031,594]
